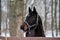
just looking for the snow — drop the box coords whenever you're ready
[45,30,60,37]
[1,32,10,37]
[1,30,60,37]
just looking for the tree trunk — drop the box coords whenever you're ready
[51,0,54,37]
[59,0,60,35]
[54,0,58,36]
[44,0,48,32]
[0,0,1,35]
[8,0,24,37]
[8,0,17,36]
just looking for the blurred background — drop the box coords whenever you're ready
[0,0,60,37]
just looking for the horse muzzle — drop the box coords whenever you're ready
[20,25,28,32]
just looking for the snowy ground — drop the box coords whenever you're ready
[0,30,60,37]
[0,32,10,37]
[45,30,60,37]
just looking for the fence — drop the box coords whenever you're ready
[0,37,60,40]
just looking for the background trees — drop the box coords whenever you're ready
[0,0,60,37]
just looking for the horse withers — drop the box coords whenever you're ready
[20,7,45,37]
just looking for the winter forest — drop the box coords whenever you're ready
[0,0,60,37]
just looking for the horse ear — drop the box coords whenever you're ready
[33,7,37,15]
[29,7,32,14]
[33,7,36,12]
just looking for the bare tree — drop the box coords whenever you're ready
[8,0,17,36]
[59,0,60,35]
[51,0,54,37]
[0,0,1,35]
[8,0,24,37]
[44,0,47,32]
[54,0,58,36]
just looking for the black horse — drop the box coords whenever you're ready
[20,7,45,37]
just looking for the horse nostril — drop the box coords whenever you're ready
[20,26,23,29]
